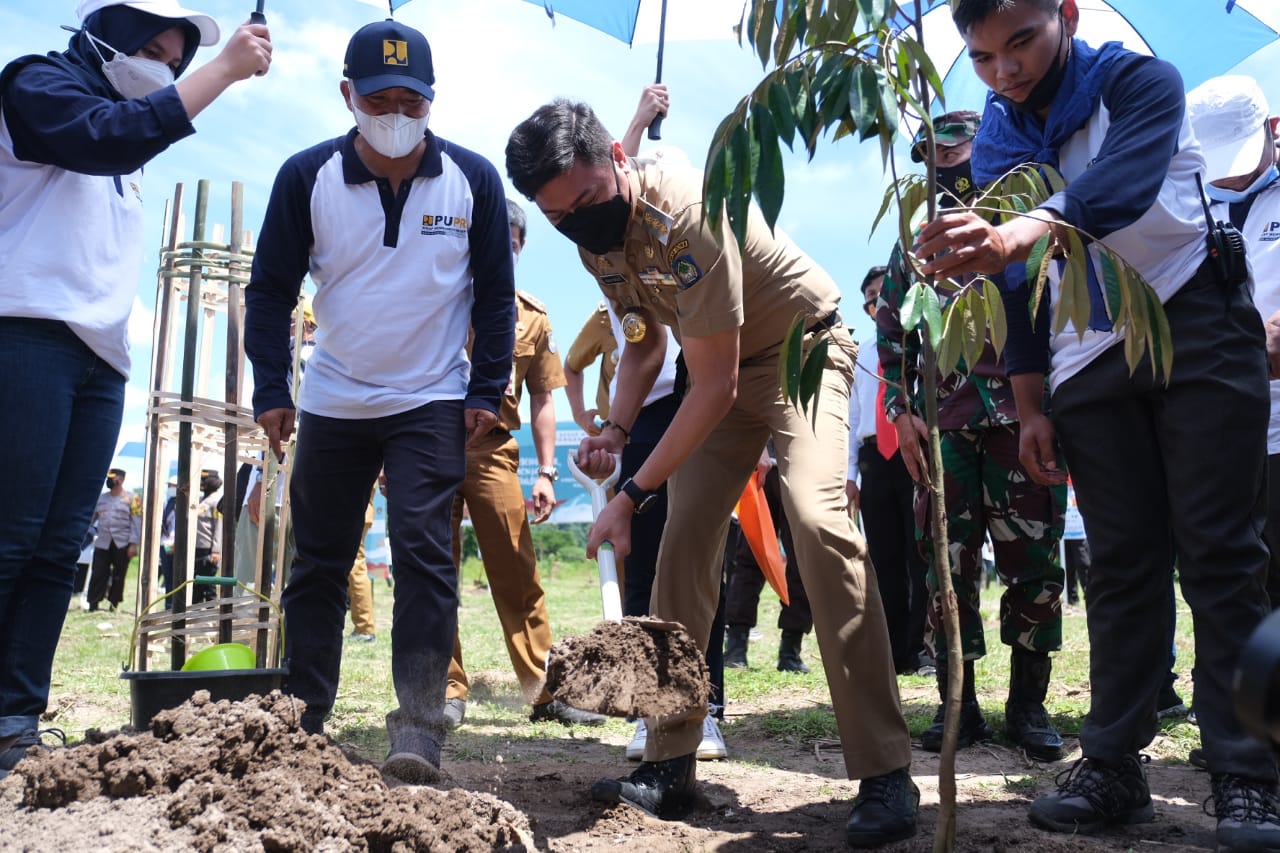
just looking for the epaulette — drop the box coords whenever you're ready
[516,290,548,313]
[638,198,674,245]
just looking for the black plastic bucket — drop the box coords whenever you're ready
[120,667,287,729]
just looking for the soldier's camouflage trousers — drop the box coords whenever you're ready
[914,423,1066,662]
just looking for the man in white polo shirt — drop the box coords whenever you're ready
[245,19,514,785]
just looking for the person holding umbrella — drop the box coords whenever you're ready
[916,0,1278,844]
[507,100,916,847]
[0,0,270,778]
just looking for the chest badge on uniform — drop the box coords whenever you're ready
[673,255,703,289]
[639,200,673,246]
[621,309,647,343]
[638,266,677,288]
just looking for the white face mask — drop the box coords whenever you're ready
[352,105,428,159]
[86,31,175,100]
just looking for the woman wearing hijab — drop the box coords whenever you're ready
[0,0,271,777]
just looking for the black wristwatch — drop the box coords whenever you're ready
[620,478,659,515]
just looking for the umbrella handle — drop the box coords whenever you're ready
[250,0,265,24]
[647,114,663,141]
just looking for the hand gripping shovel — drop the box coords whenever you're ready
[543,454,709,719]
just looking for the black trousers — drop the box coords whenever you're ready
[1052,266,1276,780]
[725,465,813,633]
[858,442,930,671]
[87,542,130,607]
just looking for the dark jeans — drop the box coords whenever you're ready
[620,392,726,712]
[725,465,813,634]
[858,442,930,671]
[1052,266,1275,780]
[87,542,131,608]
[0,318,124,738]
[282,400,465,763]
[1063,539,1090,604]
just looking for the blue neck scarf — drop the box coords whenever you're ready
[972,38,1129,333]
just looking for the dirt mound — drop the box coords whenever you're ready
[546,617,709,718]
[12,690,533,852]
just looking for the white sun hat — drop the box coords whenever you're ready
[75,0,220,46]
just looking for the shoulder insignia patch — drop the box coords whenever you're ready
[517,290,548,313]
[673,255,703,289]
[639,199,674,245]
[667,238,690,264]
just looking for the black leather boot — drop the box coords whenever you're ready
[777,629,810,673]
[920,657,992,752]
[1005,647,1064,761]
[590,752,697,817]
[724,625,749,669]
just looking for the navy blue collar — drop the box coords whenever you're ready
[340,126,443,185]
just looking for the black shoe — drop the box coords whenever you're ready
[777,630,810,674]
[0,727,66,779]
[1028,754,1154,833]
[1189,747,1208,770]
[1005,701,1064,762]
[591,753,696,818]
[724,626,749,669]
[920,699,994,753]
[530,699,606,726]
[1209,773,1280,851]
[1156,683,1187,719]
[846,767,919,848]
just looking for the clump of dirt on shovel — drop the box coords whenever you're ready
[14,690,533,852]
[545,617,709,718]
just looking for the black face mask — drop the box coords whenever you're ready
[1004,18,1070,115]
[555,171,631,256]
[106,477,120,490]
[937,161,975,207]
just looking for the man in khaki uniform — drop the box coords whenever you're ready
[446,199,605,728]
[507,101,915,847]
[563,301,617,434]
[347,493,376,641]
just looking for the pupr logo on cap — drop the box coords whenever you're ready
[383,39,408,66]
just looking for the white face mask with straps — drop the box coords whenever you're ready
[84,29,174,100]
[352,105,428,159]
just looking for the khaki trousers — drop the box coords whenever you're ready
[646,334,911,779]
[449,434,553,705]
[347,498,376,636]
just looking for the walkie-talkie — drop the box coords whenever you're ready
[1195,172,1249,289]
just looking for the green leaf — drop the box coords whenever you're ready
[856,0,888,27]
[778,314,805,409]
[921,284,943,350]
[754,0,778,68]
[768,80,797,148]
[900,281,926,333]
[983,277,1008,356]
[819,57,855,130]
[1062,227,1091,338]
[849,64,880,140]
[751,102,785,230]
[899,34,946,108]
[727,122,756,247]
[799,336,829,414]
[1145,283,1174,381]
[871,177,905,237]
[1026,232,1052,292]
[937,299,965,378]
[1099,252,1123,323]
[1042,163,1068,195]
[966,285,987,366]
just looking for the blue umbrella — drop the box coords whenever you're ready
[899,0,1279,112]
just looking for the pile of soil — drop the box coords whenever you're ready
[5,691,533,852]
[545,617,709,718]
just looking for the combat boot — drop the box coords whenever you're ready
[777,629,810,673]
[724,625,749,669]
[590,753,697,817]
[920,657,992,752]
[1005,647,1064,761]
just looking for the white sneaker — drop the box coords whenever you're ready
[625,719,647,761]
[697,715,728,760]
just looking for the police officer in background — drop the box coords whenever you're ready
[87,467,139,612]
[507,99,916,848]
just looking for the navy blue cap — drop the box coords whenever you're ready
[344,19,434,100]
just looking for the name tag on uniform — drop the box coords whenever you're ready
[599,273,627,284]
[638,266,677,288]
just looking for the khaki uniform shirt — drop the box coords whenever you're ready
[494,291,566,434]
[578,160,841,360]
[564,301,618,418]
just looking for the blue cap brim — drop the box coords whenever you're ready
[350,73,434,100]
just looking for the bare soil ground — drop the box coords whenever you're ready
[0,680,1217,852]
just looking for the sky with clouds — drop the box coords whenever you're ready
[2,0,1278,474]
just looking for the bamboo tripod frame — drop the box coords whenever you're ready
[133,179,297,673]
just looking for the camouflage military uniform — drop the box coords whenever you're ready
[876,242,1065,662]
